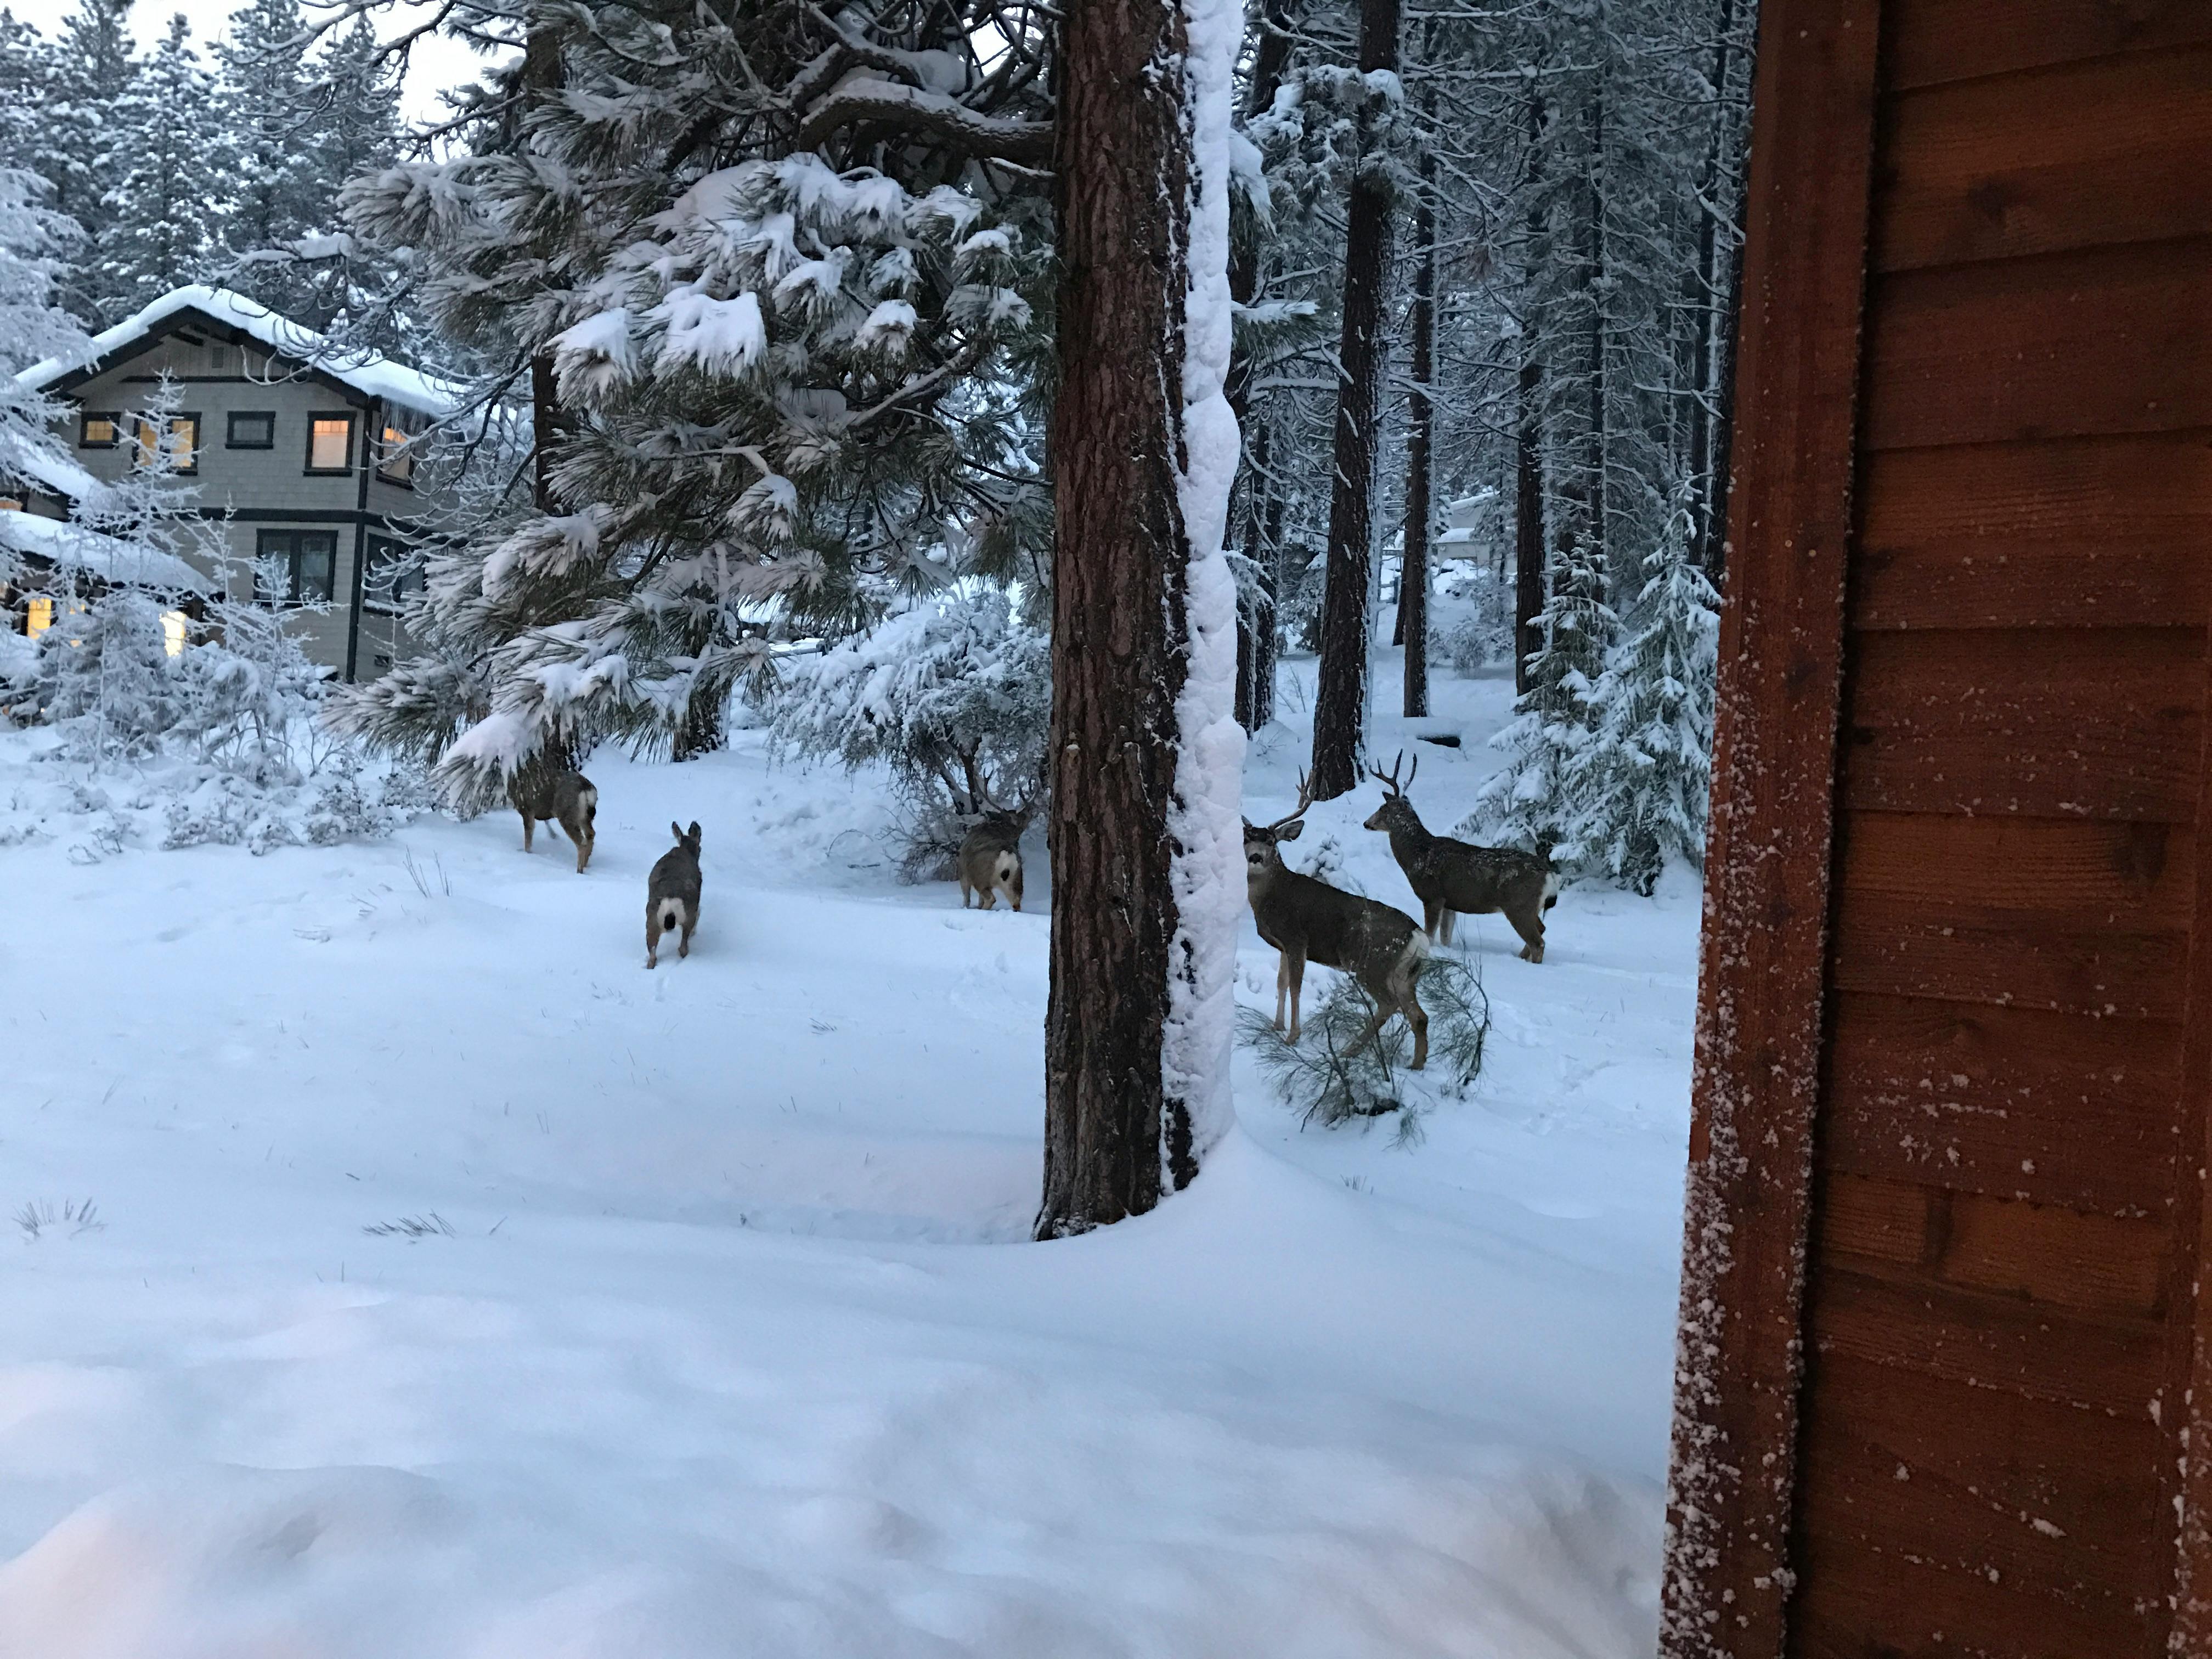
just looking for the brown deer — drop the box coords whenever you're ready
[957,782,1037,912]
[1362,751,1559,962]
[1245,772,1430,1069]
[510,766,599,874]
[646,821,702,968]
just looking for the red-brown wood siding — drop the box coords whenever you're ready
[1659,0,2212,1654]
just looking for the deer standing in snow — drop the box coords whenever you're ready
[1245,772,1430,1068]
[1362,751,1558,961]
[510,766,598,874]
[957,781,1037,912]
[646,821,702,968]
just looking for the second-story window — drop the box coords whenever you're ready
[227,411,275,449]
[78,412,120,448]
[255,528,337,604]
[375,415,420,487]
[133,414,200,475]
[306,413,355,473]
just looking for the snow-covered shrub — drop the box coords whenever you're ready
[1239,955,1490,1142]
[15,588,183,760]
[770,586,1049,877]
[172,594,327,774]
[1432,562,1514,676]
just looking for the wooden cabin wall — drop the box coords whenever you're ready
[1661,1,2212,1655]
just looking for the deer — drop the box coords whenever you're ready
[646,821,702,968]
[510,765,599,874]
[1245,772,1430,1069]
[957,779,1039,912]
[1362,750,1559,962]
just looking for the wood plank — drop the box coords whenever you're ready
[1656,1,1881,1651]
[1818,1174,2171,1318]
[1887,0,2212,92]
[1808,1263,2166,1414]
[1792,1533,2164,1659]
[1853,432,2212,630]
[1822,992,2181,1217]
[1861,239,2212,450]
[1797,1355,2166,1611]
[1838,812,2192,921]
[1874,47,2212,270]
[1832,891,2186,1017]
[1840,628,2204,821]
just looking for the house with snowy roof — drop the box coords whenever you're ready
[5,286,463,681]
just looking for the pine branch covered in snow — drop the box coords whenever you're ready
[339,0,1054,799]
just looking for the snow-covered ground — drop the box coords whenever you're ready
[0,655,1697,1658]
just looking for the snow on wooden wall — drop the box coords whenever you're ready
[1660,1,2212,1654]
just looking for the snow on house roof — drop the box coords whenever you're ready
[0,509,213,594]
[15,286,464,420]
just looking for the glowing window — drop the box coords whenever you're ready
[24,596,52,637]
[161,610,188,656]
[376,422,415,486]
[307,415,353,472]
[133,414,200,473]
[79,413,119,448]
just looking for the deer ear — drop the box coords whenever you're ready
[1278,820,1304,842]
[687,821,701,843]
[670,821,684,842]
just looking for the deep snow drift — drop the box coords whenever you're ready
[0,657,1697,1657]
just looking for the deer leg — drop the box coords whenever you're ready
[646,915,659,969]
[520,812,534,853]
[1286,950,1307,1043]
[1423,897,1443,941]
[1507,904,1545,964]
[678,910,695,960]
[569,817,590,873]
[1440,909,1457,947]
[1273,955,1287,1030]
[1394,964,1430,1071]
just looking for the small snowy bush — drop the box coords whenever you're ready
[1239,956,1490,1142]
[14,589,184,760]
[770,586,1048,876]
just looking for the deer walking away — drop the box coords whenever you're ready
[511,766,599,874]
[646,821,703,968]
[1363,752,1558,962]
[1245,773,1430,1069]
[956,781,1039,912]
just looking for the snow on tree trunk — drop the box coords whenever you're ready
[1400,134,1436,720]
[1306,0,1402,800]
[1037,0,1243,1237]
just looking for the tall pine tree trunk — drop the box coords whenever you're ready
[1227,0,1297,733]
[525,27,566,519]
[1307,0,1402,799]
[1234,416,1279,729]
[1514,354,1544,693]
[1040,0,1242,1236]
[1399,142,1435,718]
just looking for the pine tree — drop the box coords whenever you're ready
[28,0,138,323]
[0,168,91,517]
[213,0,323,305]
[91,15,231,318]
[338,0,1054,806]
[1568,498,1718,893]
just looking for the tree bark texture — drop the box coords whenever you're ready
[1400,148,1435,719]
[1039,0,1200,1236]
[525,27,567,516]
[1513,354,1545,693]
[1307,0,1403,799]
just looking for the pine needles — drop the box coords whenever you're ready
[1239,953,1489,1142]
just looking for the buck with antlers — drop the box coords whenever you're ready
[1363,751,1559,962]
[1245,773,1430,1068]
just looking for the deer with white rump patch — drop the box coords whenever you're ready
[956,779,1038,913]
[510,765,598,873]
[1362,750,1559,961]
[646,821,702,968]
[1245,772,1430,1069]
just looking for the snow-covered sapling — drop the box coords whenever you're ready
[646,821,703,969]
[1244,771,1430,1068]
[1363,751,1560,961]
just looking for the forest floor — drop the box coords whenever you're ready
[0,653,1698,1658]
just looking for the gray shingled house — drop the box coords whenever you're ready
[5,287,461,681]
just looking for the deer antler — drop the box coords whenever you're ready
[1367,749,1416,798]
[1251,769,1317,836]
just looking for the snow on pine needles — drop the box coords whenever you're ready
[0,658,1697,1658]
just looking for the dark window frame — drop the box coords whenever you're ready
[255,527,339,605]
[303,411,357,476]
[226,410,276,449]
[362,535,424,613]
[78,411,120,449]
[133,411,202,476]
